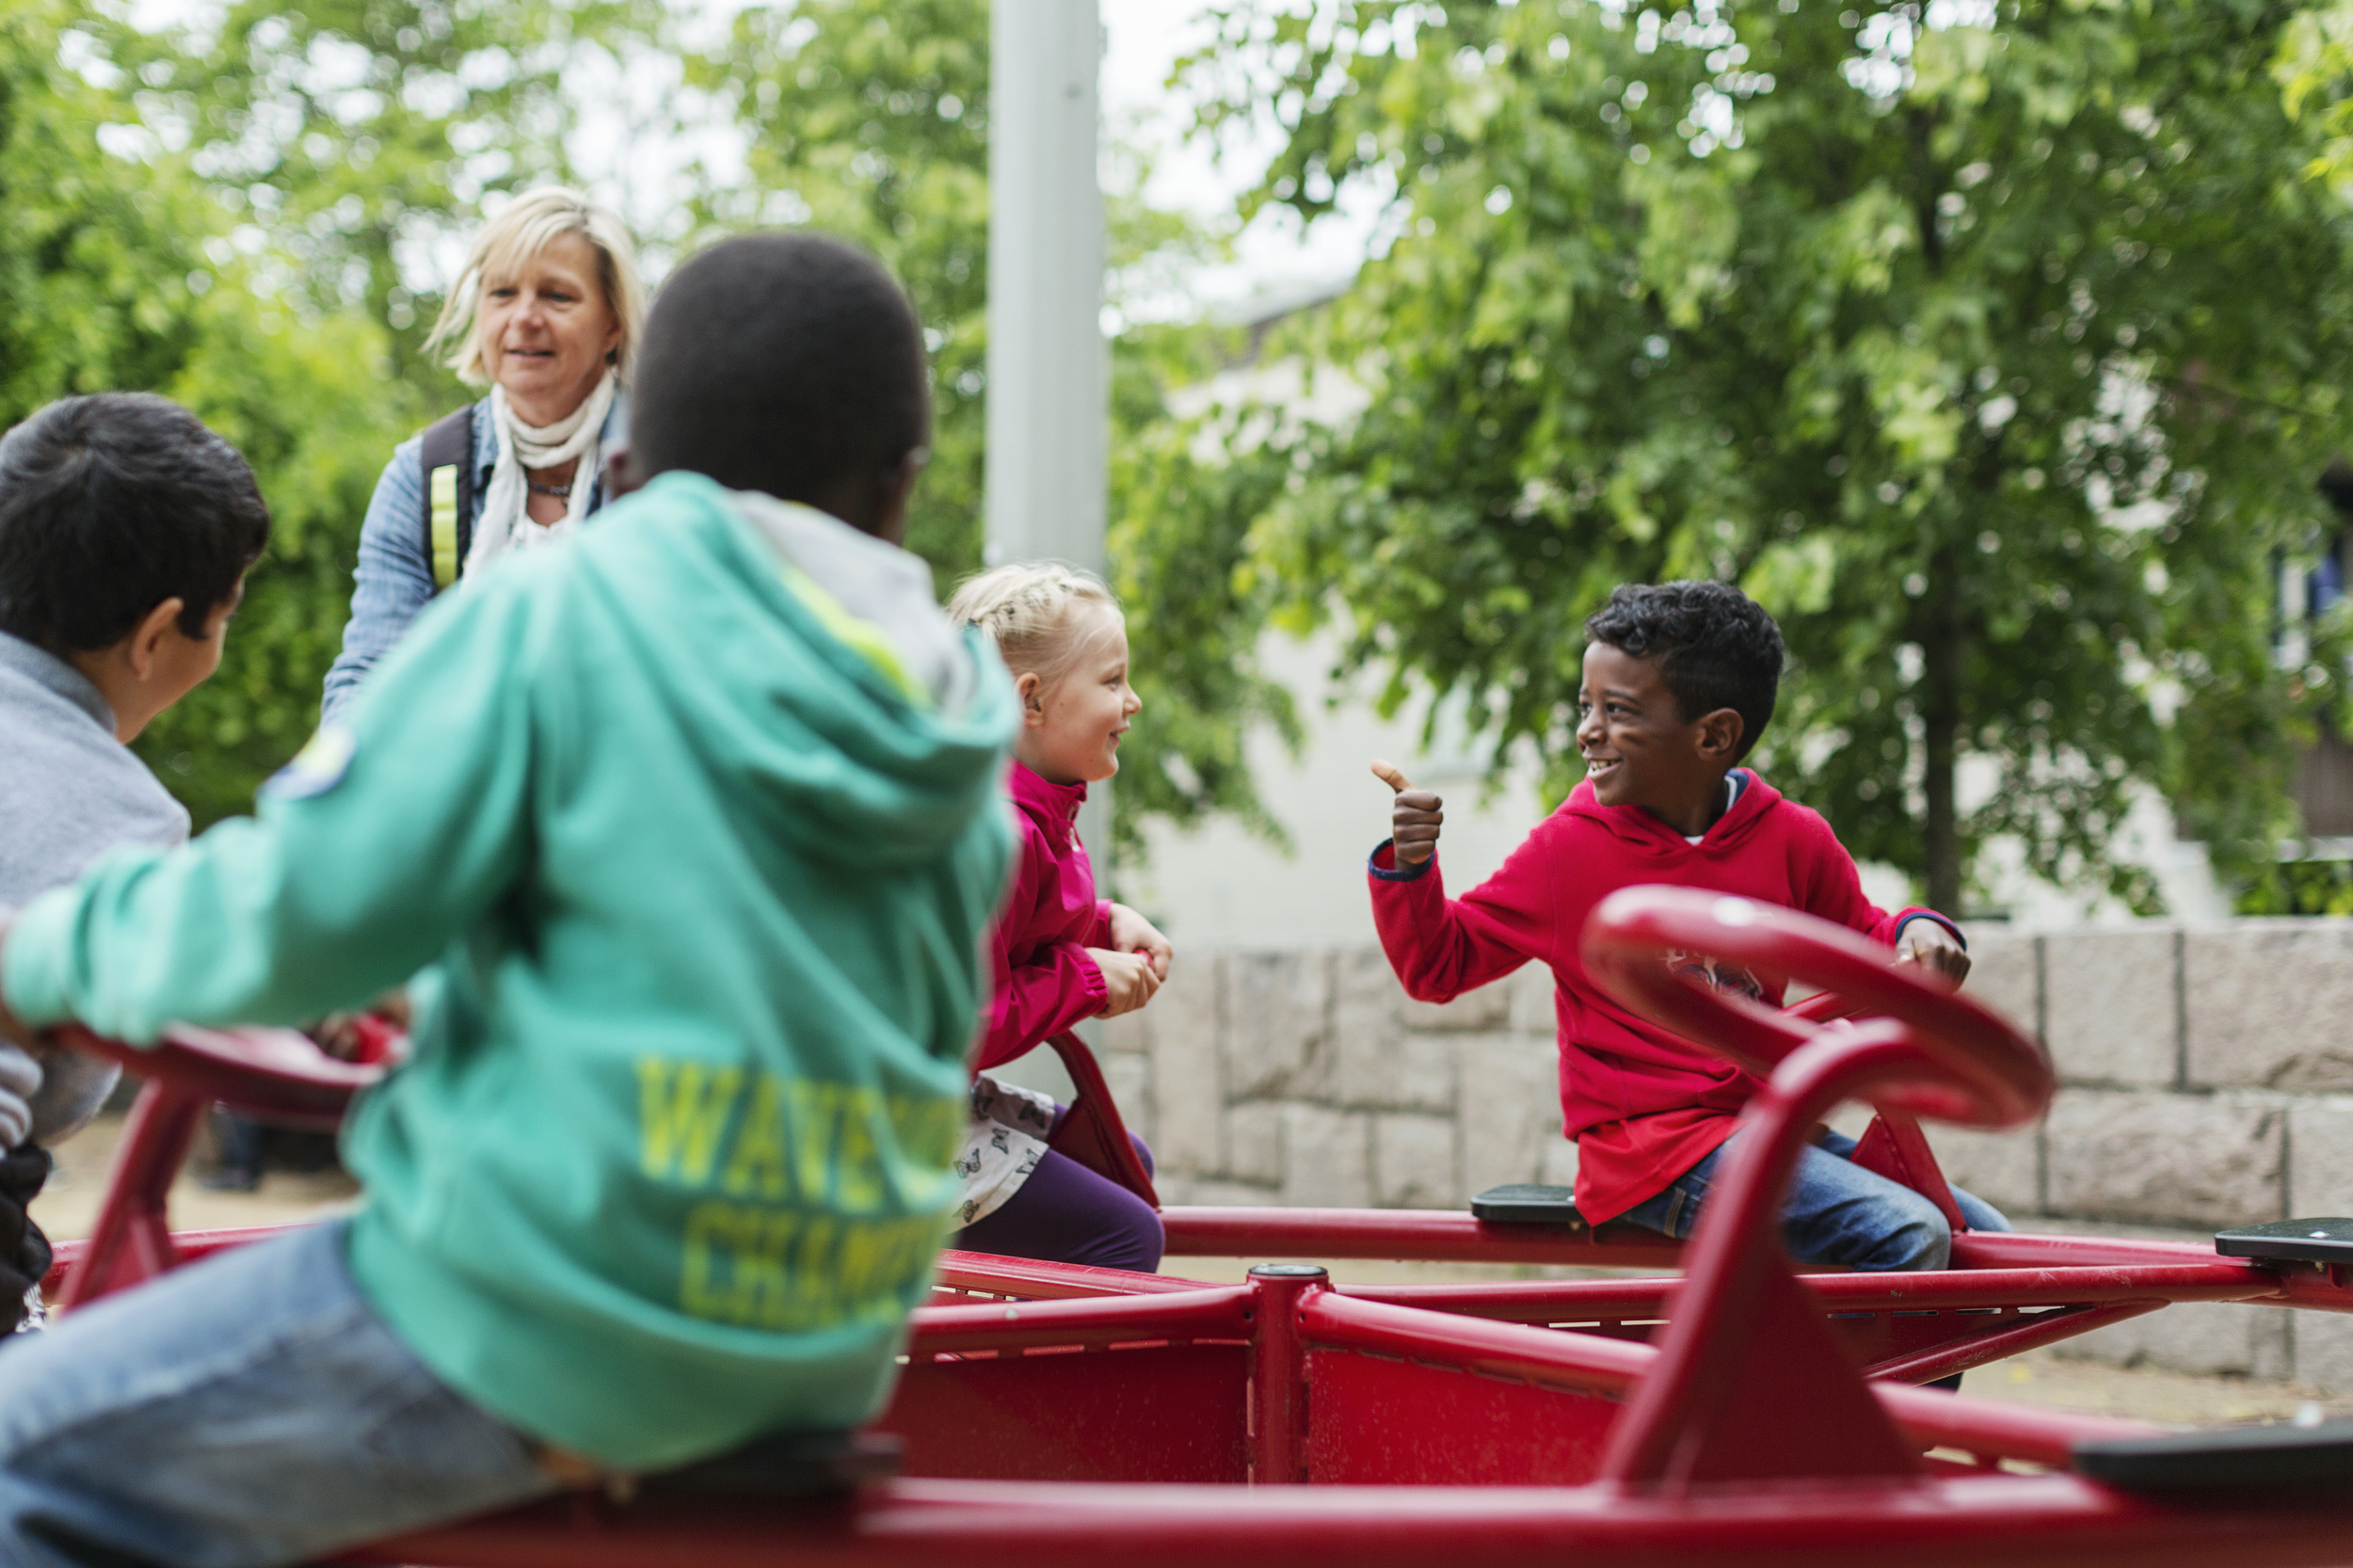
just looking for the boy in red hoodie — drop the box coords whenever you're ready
[1369,581,2006,1271]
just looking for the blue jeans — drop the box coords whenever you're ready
[0,1220,553,1567]
[1618,1128,2011,1271]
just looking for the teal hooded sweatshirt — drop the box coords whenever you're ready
[1,471,1017,1467]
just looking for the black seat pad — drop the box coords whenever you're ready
[1471,1184,1587,1226]
[2075,1418,2353,1494]
[2215,1217,2353,1266]
[647,1430,901,1498]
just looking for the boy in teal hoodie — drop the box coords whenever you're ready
[0,232,1016,1566]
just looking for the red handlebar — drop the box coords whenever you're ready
[51,1021,388,1129]
[1578,888,2051,1130]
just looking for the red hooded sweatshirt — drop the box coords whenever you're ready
[1369,769,1957,1223]
[977,761,1113,1073]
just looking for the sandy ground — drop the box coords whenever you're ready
[38,1112,2351,1429]
[33,1106,360,1240]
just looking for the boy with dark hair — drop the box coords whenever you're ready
[0,392,269,1328]
[0,232,1017,1565]
[630,229,932,533]
[0,392,267,904]
[1370,580,2007,1272]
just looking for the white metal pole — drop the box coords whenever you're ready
[987,0,1112,881]
[986,0,1106,573]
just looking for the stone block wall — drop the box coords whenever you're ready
[1100,950,1575,1211]
[1095,919,2353,1391]
[1954,921,2353,1229]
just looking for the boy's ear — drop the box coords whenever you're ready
[800,448,929,543]
[1695,707,1745,762]
[868,448,927,548]
[124,598,188,680]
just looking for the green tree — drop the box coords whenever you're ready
[1109,369,1306,851]
[2281,1,2353,187]
[95,0,664,392]
[0,0,415,825]
[693,0,1296,854]
[1178,0,2353,912]
[32,0,671,824]
[691,0,992,572]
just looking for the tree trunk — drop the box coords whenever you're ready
[1919,567,1963,915]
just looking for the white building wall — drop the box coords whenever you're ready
[1117,630,1552,951]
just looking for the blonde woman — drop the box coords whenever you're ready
[321,187,647,720]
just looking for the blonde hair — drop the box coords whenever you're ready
[948,562,1123,689]
[424,187,648,387]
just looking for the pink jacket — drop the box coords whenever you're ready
[976,761,1112,1073]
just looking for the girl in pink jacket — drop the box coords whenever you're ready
[947,565,1171,1271]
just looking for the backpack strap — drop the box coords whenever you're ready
[417,405,476,593]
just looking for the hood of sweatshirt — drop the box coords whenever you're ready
[1561,767,1782,856]
[724,488,980,715]
[577,471,1017,873]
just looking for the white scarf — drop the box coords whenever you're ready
[462,372,617,580]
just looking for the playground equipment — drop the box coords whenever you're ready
[38,886,2353,1566]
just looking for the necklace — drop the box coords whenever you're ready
[527,480,572,499]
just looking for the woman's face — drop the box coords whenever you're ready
[478,231,620,428]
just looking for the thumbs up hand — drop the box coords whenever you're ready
[1372,760,1446,867]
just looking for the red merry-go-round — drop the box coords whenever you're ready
[38,885,2353,1567]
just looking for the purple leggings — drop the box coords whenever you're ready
[954,1113,1163,1273]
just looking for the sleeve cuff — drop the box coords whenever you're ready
[1369,839,1433,883]
[1894,910,1966,951]
[1071,944,1111,1015]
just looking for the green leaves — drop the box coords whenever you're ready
[1745,534,1838,618]
[1166,0,2353,911]
[2280,1,2353,189]
[12,0,1274,863]
[688,0,992,576]
[0,2,421,824]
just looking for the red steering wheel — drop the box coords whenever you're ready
[50,1022,390,1128]
[1578,887,2051,1130]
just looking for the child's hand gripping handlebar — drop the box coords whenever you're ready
[1893,917,1973,984]
[1105,904,1173,983]
[1371,760,1445,868]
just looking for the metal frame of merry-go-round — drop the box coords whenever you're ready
[38,885,2353,1568]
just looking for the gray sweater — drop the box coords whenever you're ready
[0,632,188,908]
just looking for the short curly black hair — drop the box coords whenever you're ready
[632,230,928,535]
[0,393,270,655]
[1584,581,1784,761]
